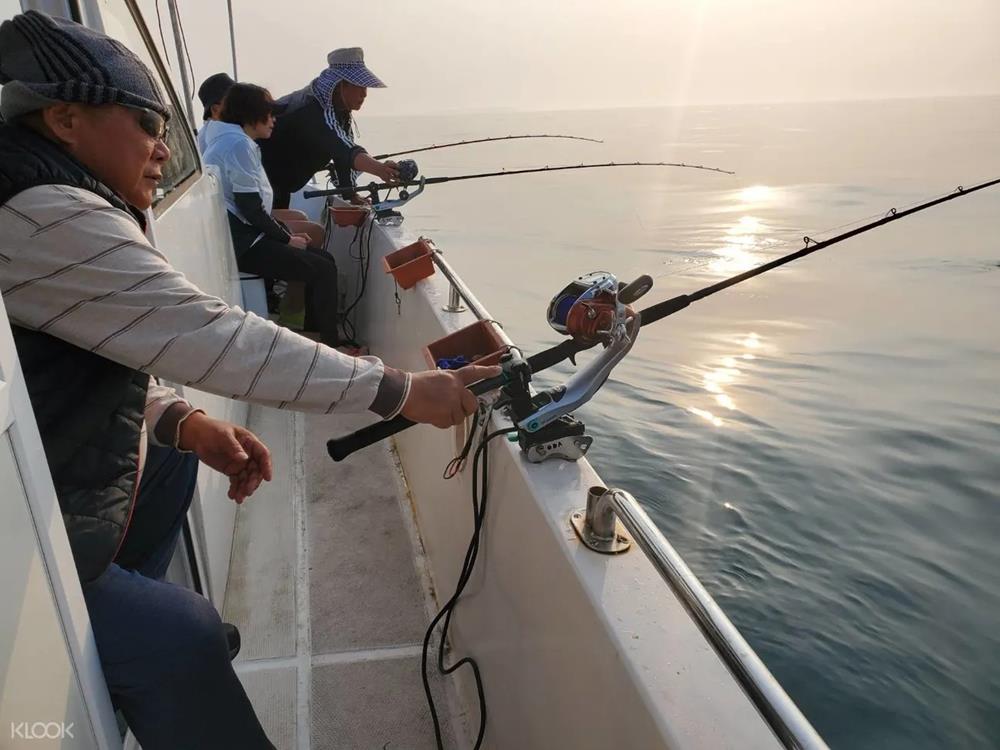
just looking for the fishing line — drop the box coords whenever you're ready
[647,183,981,286]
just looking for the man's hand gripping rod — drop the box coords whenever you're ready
[327,275,651,461]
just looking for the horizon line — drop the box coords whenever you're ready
[363,91,1000,119]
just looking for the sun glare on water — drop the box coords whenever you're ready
[738,185,776,205]
[709,215,769,276]
[686,332,767,428]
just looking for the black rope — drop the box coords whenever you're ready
[443,405,487,480]
[423,425,515,750]
[339,216,372,347]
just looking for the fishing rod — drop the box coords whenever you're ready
[303,160,736,200]
[373,133,604,160]
[327,176,1000,462]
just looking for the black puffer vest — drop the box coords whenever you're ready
[0,124,150,584]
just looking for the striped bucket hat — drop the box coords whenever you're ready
[325,47,386,89]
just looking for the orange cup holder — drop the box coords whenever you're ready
[383,238,435,290]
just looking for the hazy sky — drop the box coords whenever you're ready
[166,0,1000,116]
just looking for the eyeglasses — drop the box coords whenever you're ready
[121,104,170,142]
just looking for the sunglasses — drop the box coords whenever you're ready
[121,104,170,142]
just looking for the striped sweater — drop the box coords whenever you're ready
[0,184,410,424]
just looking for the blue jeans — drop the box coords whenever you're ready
[83,445,274,750]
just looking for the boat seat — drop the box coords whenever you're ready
[271,208,309,222]
[239,273,268,318]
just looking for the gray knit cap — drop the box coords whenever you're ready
[0,10,169,121]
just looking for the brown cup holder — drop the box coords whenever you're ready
[329,205,370,228]
[383,238,435,290]
[423,320,506,370]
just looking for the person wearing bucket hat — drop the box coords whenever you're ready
[0,10,499,749]
[196,71,235,152]
[260,47,400,208]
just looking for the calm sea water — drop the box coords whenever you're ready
[365,97,1000,749]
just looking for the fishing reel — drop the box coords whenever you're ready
[396,159,419,182]
[548,271,646,344]
[319,159,425,226]
[502,271,652,463]
[372,159,424,226]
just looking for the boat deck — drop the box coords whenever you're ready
[222,405,463,749]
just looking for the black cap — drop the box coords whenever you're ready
[197,72,235,120]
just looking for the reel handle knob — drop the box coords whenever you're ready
[619,274,653,304]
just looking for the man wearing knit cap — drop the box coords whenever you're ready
[0,11,496,749]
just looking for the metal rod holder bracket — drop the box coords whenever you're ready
[443,283,466,313]
[570,485,631,554]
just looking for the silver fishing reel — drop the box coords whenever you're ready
[374,159,424,226]
[518,272,652,435]
[547,271,652,344]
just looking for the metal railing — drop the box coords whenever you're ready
[578,487,829,750]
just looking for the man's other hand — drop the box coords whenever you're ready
[401,365,502,428]
[178,413,274,504]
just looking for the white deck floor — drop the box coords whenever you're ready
[222,405,465,749]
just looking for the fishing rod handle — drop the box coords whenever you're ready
[327,415,416,461]
[304,181,409,199]
[303,186,361,199]
[327,373,507,461]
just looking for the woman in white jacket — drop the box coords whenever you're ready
[203,83,341,346]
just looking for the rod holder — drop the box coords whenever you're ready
[570,486,631,554]
[443,283,466,313]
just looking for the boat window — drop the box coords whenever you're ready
[98,0,200,213]
[132,0,200,119]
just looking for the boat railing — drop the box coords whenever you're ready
[577,487,829,750]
